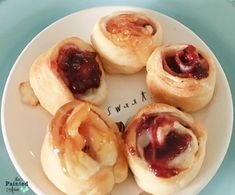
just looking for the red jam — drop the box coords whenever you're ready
[128,146,137,156]
[57,45,102,95]
[163,45,209,79]
[136,113,192,178]
[106,14,156,36]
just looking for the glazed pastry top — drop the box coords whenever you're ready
[103,12,157,48]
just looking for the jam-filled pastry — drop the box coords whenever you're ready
[125,103,207,195]
[146,44,216,112]
[41,100,128,195]
[30,37,107,115]
[91,11,163,74]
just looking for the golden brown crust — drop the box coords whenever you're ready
[125,103,207,195]
[146,44,216,112]
[29,37,107,115]
[91,11,163,74]
[41,100,128,195]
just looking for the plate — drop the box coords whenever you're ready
[1,6,233,195]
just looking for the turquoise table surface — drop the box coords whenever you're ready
[0,0,234,194]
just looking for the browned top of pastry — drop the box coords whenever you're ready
[49,101,119,175]
[106,13,156,36]
[105,13,156,48]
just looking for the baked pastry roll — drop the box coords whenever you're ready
[41,100,128,195]
[30,37,107,115]
[125,103,207,195]
[91,11,163,74]
[146,44,216,112]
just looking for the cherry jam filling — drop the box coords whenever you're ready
[57,46,102,95]
[106,14,156,36]
[136,113,192,178]
[163,45,209,79]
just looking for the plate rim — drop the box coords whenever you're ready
[1,5,234,195]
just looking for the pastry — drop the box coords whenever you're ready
[19,81,39,106]
[41,100,128,195]
[146,44,216,112]
[124,103,207,195]
[91,11,163,74]
[30,37,107,115]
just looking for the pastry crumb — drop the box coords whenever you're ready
[19,81,39,106]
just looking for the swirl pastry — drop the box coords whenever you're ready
[125,103,207,195]
[146,44,216,112]
[30,37,107,115]
[91,11,163,74]
[41,100,128,195]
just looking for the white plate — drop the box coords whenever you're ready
[1,6,233,195]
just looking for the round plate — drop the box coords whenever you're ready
[1,6,233,195]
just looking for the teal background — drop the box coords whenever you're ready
[0,0,234,194]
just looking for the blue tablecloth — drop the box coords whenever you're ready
[0,0,234,194]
